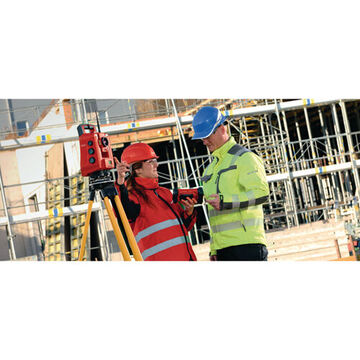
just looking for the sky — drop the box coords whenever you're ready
[0,99,136,136]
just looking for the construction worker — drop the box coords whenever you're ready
[115,143,197,261]
[192,106,270,261]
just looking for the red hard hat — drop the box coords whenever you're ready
[121,143,159,165]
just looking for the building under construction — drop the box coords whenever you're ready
[1,98,360,261]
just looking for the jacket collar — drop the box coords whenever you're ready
[134,177,159,189]
[212,137,236,160]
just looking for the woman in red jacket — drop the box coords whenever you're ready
[115,143,197,261]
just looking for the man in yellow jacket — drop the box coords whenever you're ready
[192,106,269,261]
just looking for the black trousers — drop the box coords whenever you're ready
[216,243,268,261]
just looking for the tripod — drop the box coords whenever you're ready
[78,170,143,261]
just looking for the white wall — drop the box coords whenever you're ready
[15,101,68,201]
[14,102,68,245]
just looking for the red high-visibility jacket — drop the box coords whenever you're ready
[118,177,197,261]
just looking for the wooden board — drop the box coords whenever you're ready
[46,143,64,179]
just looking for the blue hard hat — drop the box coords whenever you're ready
[192,106,227,139]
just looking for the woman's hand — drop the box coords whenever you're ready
[114,158,129,185]
[180,197,197,215]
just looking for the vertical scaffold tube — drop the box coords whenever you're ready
[0,167,16,260]
[170,99,212,234]
[303,107,327,220]
[340,100,360,213]
[274,99,299,227]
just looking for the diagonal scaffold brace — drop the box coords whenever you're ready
[78,170,143,261]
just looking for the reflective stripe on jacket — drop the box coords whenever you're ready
[126,178,197,261]
[201,137,269,255]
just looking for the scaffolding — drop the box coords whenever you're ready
[1,98,360,260]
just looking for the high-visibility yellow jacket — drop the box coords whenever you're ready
[201,137,269,255]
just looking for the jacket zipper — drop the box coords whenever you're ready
[239,211,246,232]
[215,167,246,232]
[153,190,194,261]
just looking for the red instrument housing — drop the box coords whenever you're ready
[78,124,114,176]
[172,187,204,204]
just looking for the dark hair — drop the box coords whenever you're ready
[126,162,149,202]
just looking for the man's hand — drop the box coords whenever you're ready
[180,197,197,215]
[114,158,129,185]
[210,254,217,261]
[206,193,221,210]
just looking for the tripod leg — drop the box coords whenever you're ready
[103,196,131,261]
[113,194,143,261]
[79,200,94,261]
